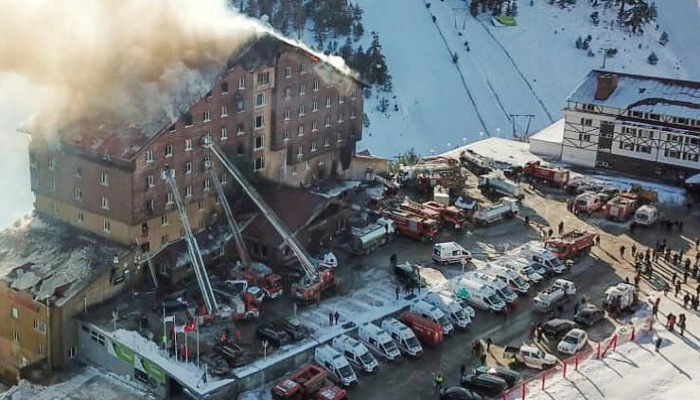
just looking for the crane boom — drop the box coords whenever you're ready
[205,143,319,281]
[162,168,219,314]
[134,236,159,289]
[207,167,251,267]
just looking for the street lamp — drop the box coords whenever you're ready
[496,128,501,138]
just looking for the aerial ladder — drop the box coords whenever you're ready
[134,236,159,289]
[204,142,335,302]
[207,168,249,264]
[162,168,219,314]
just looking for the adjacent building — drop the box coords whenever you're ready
[28,32,365,255]
[561,70,700,183]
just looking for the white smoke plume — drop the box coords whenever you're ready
[0,0,265,137]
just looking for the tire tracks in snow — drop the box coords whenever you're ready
[419,0,490,134]
[476,18,555,124]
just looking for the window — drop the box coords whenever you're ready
[147,199,155,212]
[683,153,700,162]
[74,167,82,178]
[236,95,245,112]
[352,89,358,99]
[350,108,356,119]
[578,133,591,142]
[284,87,291,99]
[649,113,661,121]
[47,156,56,171]
[237,124,245,135]
[68,347,77,359]
[580,118,593,126]
[256,93,266,107]
[619,141,635,151]
[47,177,56,191]
[185,161,192,174]
[238,77,245,90]
[203,131,212,145]
[311,140,318,152]
[221,172,228,184]
[312,99,319,112]
[101,196,110,210]
[299,83,306,95]
[257,71,270,85]
[337,113,344,123]
[583,103,595,111]
[161,213,169,226]
[339,95,345,104]
[323,136,330,147]
[600,121,614,136]
[299,63,307,74]
[337,132,343,142]
[312,121,318,132]
[39,344,46,356]
[255,115,265,129]
[297,145,304,157]
[147,174,154,187]
[165,144,173,157]
[203,110,211,122]
[185,139,193,151]
[306,160,311,170]
[77,211,84,223]
[283,129,290,140]
[184,112,193,126]
[221,105,228,117]
[74,187,83,201]
[298,105,306,116]
[11,331,18,342]
[10,307,18,319]
[146,150,154,163]
[198,200,204,210]
[166,192,174,205]
[34,319,46,334]
[664,149,681,159]
[203,179,211,191]
[313,80,319,91]
[237,143,245,156]
[51,201,58,215]
[103,219,111,234]
[185,185,193,197]
[220,127,228,141]
[326,97,332,108]
[221,81,229,94]
[254,157,265,171]
[324,116,331,127]
[100,171,109,186]
[298,124,305,137]
[285,66,292,78]
[636,145,652,154]
[284,109,291,121]
[255,136,264,150]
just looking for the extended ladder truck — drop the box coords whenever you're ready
[204,142,338,303]
[207,169,284,299]
[162,168,220,315]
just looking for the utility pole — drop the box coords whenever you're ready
[452,7,469,30]
[509,114,535,138]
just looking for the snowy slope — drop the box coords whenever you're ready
[356,0,698,157]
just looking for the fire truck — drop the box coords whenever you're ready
[523,161,570,187]
[606,193,639,222]
[545,230,597,259]
[384,210,439,242]
[231,261,284,299]
[205,142,338,304]
[422,201,467,229]
[400,197,442,221]
[272,364,348,400]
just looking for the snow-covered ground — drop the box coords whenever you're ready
[356,0,699,157]
[512,290,700,400]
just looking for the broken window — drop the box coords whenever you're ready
[235,93,245,112]
[257,71,270,85]
[255,115,264,129]
[237,143,245,156]
[237,124,245,135]
[255,136,264,150]
[183,112,193,127]
[254,156,265,171]
[221,81,229,94]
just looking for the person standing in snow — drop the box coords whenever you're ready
[683,292,691,308]
[558,221,564,235]
[655,336,663,352]
[619,245,626,258]
[631,244,637,257]
[667,314,676,331]
[679,314,686,336]
[675,282,682,297]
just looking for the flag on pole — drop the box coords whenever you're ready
[164,315,175,323]
[174,325,186,333]
[184,321,197,332]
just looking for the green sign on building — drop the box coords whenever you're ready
[141,358,166,384]
[112,342,135,365]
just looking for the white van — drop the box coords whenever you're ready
[409,300,455,335]
[515,242,566,274]
[424,291,473,329]
[432,242,472,265]
[633,205,659,227]
[451,277,506,313]
[463,270,518,304]
[481,263,531,294]
[331,334,379,373]
[496,258,544,284]
[381,318,423,357]
[314,345,358,387]
[358,323,402,361]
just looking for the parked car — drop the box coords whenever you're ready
[440,386,483,400]
[574,305,605,327]
[460,374,508,398]
[474,366,522,388]
[540,319,579,340]
[256,324,291,347]
[277,319,309,342]
[557,328,588,355]
[200,352,230,376]
[597,188,620,203]
[152,297,188,313]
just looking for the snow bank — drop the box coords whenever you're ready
[442,137,543,166]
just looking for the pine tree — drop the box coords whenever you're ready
[470,0,480,17]
[647,51,658,65]
[659,31,669,45]
[339,37,353,61]
[365,32,390,85]
[352,21,365,41]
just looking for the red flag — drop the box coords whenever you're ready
[184,321,197,332]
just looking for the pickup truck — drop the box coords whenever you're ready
[503,345,558,370]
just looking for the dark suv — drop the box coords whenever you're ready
[256,324,291,347]
[277,320,309,342]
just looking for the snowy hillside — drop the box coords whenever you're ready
[356,0,700,157]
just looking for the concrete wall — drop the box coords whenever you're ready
[529,139,562,160]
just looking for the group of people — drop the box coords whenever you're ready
[665,313,688,336]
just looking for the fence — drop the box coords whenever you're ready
[501,311,655,400]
